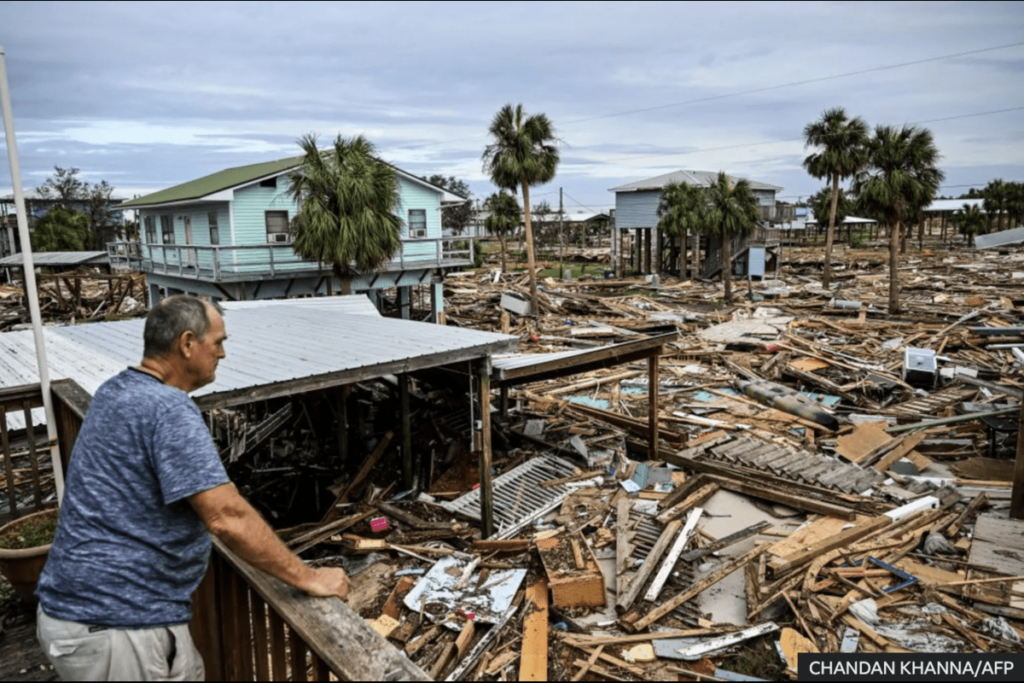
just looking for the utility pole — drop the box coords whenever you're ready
[1,45,64,503]
[559,187,564,279]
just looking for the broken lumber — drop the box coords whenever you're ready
[616,519,682,614]
[644,507,702,603]
[519,578,549,682]
[767,516,892,577]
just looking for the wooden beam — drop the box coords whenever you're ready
[645,508,702,603]
[520,578,549,682]
[631,545,766,632]
[212,539,430,681]
[338,431,393,504]
[616,519,682,614]
[1012,397,1024,520]
[479,361,495,538]
[649,354,660,459]
[767,516,892,577]
[399,374,412,490]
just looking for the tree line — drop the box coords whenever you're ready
[23,167,128,252]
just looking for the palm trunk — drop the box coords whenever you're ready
[499,234,508,273]
[824,173,839,287]
[521,182,539,315]
[722,228,733,304]
[888,218,901,314]
[679,232,687,277]
[691,232,701,279]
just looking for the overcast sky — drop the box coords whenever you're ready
[1,1,1022,213]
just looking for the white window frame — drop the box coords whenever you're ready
[160,215,174,244]
[208,211,220,245]
[408,209,427,238]
[144,215,156,243]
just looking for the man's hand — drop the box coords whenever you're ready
[303,567,350,599]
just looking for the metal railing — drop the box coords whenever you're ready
[108,238,475,282]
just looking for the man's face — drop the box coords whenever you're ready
[188,305,227,391]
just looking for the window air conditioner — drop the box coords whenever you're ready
[268,233,290,244]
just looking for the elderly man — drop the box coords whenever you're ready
[36,295,348,681]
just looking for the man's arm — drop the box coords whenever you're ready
[189,483,348,598]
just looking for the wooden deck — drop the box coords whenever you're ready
[0,603,57,682]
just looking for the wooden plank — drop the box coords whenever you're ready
[251,592,271,681]
[268,607,289,681]
[430,642,457,680]
[969,515,1024,576]
[645,508,702,603]
[571,645,604,682]
[455,618,476,657]
[21,401,42,510]
[338,431,393,504]
[222,566,245,682]
[765,516,868,560]
[519,578,549,682]
[649,354,660,459]
[656,483,718,524]
[213,540,431,681]
[616,519,682,614]
[289,626,308,682]
[189,554,226,681]
[768,516,892,577]
[615,498,634,599]
[288,508,376,555]
[874,432,928,473]
[239,584,256,682]
[473,539,531,553]
[835,423,891,464]
[631,545,766,632]
[0,407,18,518]
[479,367,495,538]
[1014,397,1024,520]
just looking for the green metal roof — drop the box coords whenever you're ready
[121,156,303,207]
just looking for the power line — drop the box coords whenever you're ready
[389,41,1024,154]
[561,42,1024,126]
[587,105,1024,168]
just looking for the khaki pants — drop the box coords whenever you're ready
[36,605,205,682]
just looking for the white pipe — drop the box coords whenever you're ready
[0,46,65,504]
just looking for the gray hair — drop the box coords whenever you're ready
[143,295,224,358]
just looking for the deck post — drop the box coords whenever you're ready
[478,358,495,539]
[1012,397,1024,519]
[648,353,660,460]
[399,373,412,490]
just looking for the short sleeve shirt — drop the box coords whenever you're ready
[37,368,229,628]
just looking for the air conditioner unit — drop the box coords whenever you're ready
[268,233,290,244]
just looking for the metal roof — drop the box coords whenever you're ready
[0,251,109,267]
[975,226,1024,250]
[122,155,466,209]
[0,296,518,429]
[492,333,675,386]
[924,198,985,213]
[805,211,877,225]
[610,170,783,193]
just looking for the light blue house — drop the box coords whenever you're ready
[610,170,783,280]
[112,156,471,319]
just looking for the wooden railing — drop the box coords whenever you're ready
[193,540,430,681]
[3,377,426,680]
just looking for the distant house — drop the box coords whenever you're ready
[112,156,470,320]
[609,170,783,279]
[0,193,128,258]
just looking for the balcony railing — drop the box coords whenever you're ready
[108,238,475,282]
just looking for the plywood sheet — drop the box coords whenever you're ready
[789,357,831,373]
[765,515,869,559]
[969,515,1024,576]
[835,422,891,464]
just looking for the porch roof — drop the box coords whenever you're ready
[0,296,518,422]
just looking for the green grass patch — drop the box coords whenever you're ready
[0,508,59,549]
[537,262,602,279]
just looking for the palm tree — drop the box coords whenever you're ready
[803,108,869,288]
[657,182,708,278]
[482,104,560,315]
[808,186,852,245]
[288,134,403,294]
[853,125,944,314]
[706,172,760,304]
[484,191,521,273]
[951,203,986,247]
[983,179,1009,231]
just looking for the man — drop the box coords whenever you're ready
[36,295,348,681]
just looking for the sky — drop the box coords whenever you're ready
[1,0,1023,214]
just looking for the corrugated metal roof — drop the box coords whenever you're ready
[1,296,517,428]
[975,226,1024,250]
[0,251,109,267]
[121,157,303,207]
[610,170,783,193]
[924,198,985,213]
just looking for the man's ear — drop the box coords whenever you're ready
[177,330,197,359]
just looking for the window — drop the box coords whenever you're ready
[265,211,290,243]
[160,215,174,244]
[144,216,156,243]
[259,177,277,188]
[408,209,426,238]
[208,211,220,245]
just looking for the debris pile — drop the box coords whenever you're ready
[0,268,147,329]
[209,244,1023,679]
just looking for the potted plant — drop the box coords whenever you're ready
[0,507,58,603]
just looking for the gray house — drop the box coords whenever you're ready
[610,170,783,279]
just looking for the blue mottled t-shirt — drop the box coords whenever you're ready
[37,368,229,628]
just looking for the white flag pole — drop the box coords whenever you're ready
[0,45,65,504]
